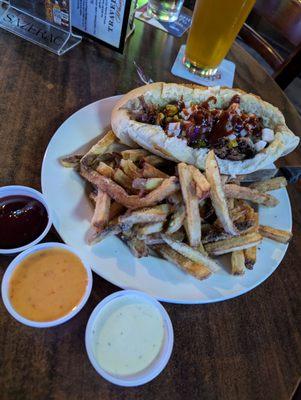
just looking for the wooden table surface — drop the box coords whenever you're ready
[0,18,300,400]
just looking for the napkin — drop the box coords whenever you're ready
[172,45,236,87]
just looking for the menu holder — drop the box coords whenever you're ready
[72,0,136,53]
[0,0,81,55]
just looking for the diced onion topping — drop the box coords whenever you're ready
[262,128,275,143]
[254,140,267,152]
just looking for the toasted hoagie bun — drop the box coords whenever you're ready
[111,82,299,175]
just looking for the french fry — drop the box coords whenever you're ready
[70,139,292,279]
[153,244,211,280]
[170,230,185,242]
[224,184,279,207]
[258,225,292,243]
[142,162,169,178]
[113,168,133,190]
[91,191,111,230]
[88,219,122,245]
[161,234,220,273]
[143,155,166,166]
[249,177,287,192]
[89,190,97,204]
[227,198,235,210]
[141,230,185,245]
[166,204,186,234]
[197,241,208,256]
[81,166,179,209]
[81,130,117,166]
[202,228,231,244]
[142,233,165,245]
[121,149,149,161]
[122,236,149,258]
[132,177,164,191]
[227,175,243,185]
[60,154,82,168]
[204,232,262,255]
[236,212,259,235]
[205,151,238,236]
[231,250,245,275]
[95,161,114,178]
[190,166,210,200]
[120,159,142,179]
[119,204,170,229]
[178,163,201,247]
[167,191,182,205]
[221,175,229,185]
[109,202,125,220]
[136,221,164,236]
[244,246,257,269]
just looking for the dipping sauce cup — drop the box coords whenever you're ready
[85,290,174,387]
[1,242,93,328]
[0,185,52,255]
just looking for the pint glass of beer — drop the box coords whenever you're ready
[184,0,255,77]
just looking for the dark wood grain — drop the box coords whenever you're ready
[0,18,301,400]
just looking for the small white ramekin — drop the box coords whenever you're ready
[1,242,93,328]
[0,185,53,255]
[85,290,174,387]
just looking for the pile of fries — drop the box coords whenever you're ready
[61,131,292,280]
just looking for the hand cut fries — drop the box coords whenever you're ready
[122,236,149,258]
[190,166,210,200]
[61,130,293,281]
[132,178,164,191]
[119,204,170,229]
[249,177,287,192]
[120,159,142,179]
[81,166,179,209]
[205,151,238,236]
[244,246,257,270]
[231,250,245,275]
[166,204,186,234]
[153,244,211,280]
[224,184,279,207]
[142,162,169,178]
[135,221,164,236]
[258,225,292,243]
[161,234,220,273]
[178,163,201,247]
[81,130,117,166]
[204,232,262,255]
[60,154,82,168]
[113,168,133,190]
[91,191,111,230]
[121,149,149,161]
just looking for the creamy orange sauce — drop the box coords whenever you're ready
[9,248,88,322]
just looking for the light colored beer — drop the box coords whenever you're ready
[185,0,255,72]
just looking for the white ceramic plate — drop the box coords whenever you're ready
[41,96,292,304]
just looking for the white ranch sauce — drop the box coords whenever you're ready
[92,295,165,376]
